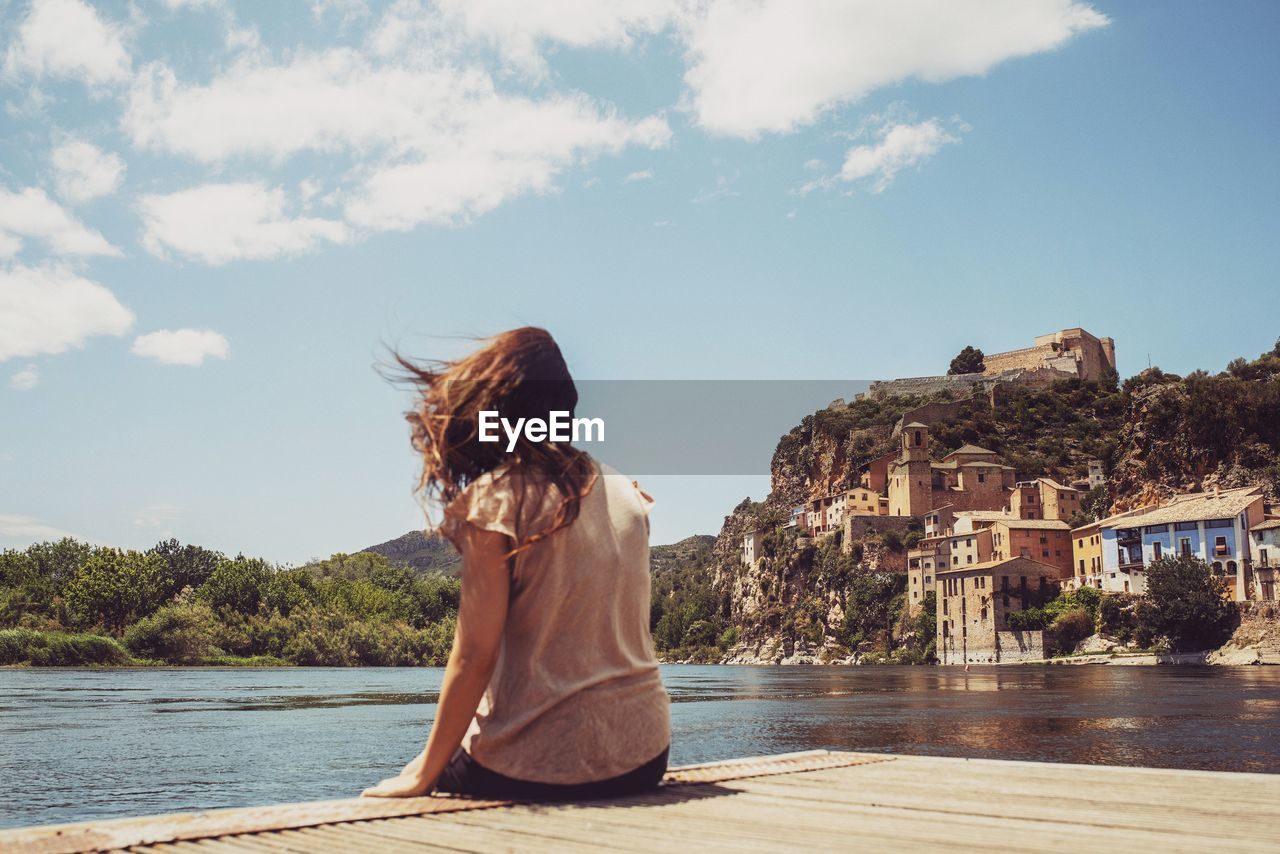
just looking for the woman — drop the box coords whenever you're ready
[362,327,670,799]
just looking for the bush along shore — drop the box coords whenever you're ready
[0,538,459,667]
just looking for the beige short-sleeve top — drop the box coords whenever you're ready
[439,458,671,784]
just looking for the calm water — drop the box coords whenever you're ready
[3,665,1280,829]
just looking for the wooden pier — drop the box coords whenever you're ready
[5,750,1279,853]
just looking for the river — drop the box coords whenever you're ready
[3,664,1279,829]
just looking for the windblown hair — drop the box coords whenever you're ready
[397,327,597,555]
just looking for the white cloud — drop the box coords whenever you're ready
[0,187,121,257]
[3,0,131,87]
[312,0,372,26]
[131,329,230,366]
[0,514,81,543]
[682,0,1107,137]
[122,23,671,235]
[434,0,682,76]
[51,141,126,204]
[837,118,962,192]
[624,169,654,183]
[137,182,349,264]
[345,101,670,231]
[10,364,39,390]
[0,264,134,361]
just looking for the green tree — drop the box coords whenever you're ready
[1139,555,1237,652]
[197,557,274,615]
[262,567,317,616]
[149,539,224,599]
[948,346,986,375]
[64,548,167,633]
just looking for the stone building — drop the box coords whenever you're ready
[907,510,1005,616]
[1009,478,1083,521]
[981,328,1116,383]
[886,423,1017,517]
[742,529,764,566]
[936,556,1062,665]
[862,327,1116,400]
[1088,486,1266,599]
[989,519,1073,577]
[1251,520,1280,601]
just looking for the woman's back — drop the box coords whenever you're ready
[442,460,670,784]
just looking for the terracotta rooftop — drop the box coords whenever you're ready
[1252,519,1280,531]
[936,555,1063,576]
[955,510,1015,520]
[1098,486,1262,528]
[995,518,1071,530]
[947,444,998,456]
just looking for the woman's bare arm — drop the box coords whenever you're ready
[362,525,511,797]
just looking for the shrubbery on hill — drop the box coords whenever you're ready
[0,537,460,666]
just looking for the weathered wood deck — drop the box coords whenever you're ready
[5,750,1279,853]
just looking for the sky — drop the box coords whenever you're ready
[1,0,1279,562]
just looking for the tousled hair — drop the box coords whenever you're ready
[396,327,597,556]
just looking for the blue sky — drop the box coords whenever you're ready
[2,0,1278,562]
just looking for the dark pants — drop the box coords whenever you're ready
[434,747,669,800]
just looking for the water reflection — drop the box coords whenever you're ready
[2,665,1278,829]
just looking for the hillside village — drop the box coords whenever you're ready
[738,328,1280,665]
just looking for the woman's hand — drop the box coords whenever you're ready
[361,772,434,798]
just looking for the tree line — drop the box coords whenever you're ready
[0,537,460,666]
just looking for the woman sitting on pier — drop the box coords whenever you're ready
[362,327,671,800]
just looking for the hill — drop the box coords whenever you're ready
[361,531,463,576]
[360,530,719,582]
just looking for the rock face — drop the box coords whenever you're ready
[721,637,858,666]
[1208,603,1280,665]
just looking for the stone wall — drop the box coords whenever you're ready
[996,630,1045,663]
[864,373,990,401]
[892,399,973,436]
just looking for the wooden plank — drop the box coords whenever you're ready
[4,751,1279,854]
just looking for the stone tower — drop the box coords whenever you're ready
[889,422,934,516]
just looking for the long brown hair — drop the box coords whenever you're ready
[397,327,597,555]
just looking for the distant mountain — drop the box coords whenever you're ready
[362,530,716,578]
[650,535,716,575]
[361,530,463,576]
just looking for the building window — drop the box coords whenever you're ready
[1227,560,1237,575]
[1179,537,1192,557]
[1214,536,1229,556]
[1153,542,1162,560]
[1261,550,1270,568]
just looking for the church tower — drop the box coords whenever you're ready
[889,422,934,516]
